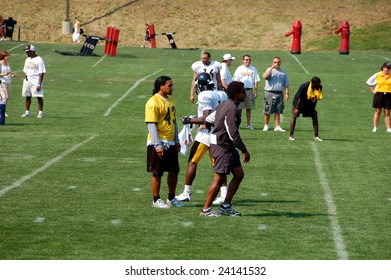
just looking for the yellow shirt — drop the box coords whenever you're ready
[145,94,177,141]
[375,71,391,92]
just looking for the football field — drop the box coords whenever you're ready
[0,42,390,262]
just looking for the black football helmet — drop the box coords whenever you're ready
[195,72,213,94]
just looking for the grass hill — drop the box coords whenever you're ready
[2,0,390,51]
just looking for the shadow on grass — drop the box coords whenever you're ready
[244,210,331,218]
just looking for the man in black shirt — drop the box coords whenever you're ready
[289,76,323,141]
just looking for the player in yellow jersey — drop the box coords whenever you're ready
[366,62,391,133]
[145,76,184,208]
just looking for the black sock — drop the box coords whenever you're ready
[168,193,175,201]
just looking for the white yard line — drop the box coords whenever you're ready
[92,54,108,68]
[311,142,348,260]
[288,52,310,74]
[104,68,163,116]
[7,44,24,52]
[0,134,98,198]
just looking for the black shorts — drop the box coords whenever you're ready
[210,144,241,175]
[373,92,391,109]
[147,145,180,177]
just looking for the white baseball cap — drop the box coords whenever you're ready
[222,54,235,61]
[25,45,36,52]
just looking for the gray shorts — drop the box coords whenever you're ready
[263,90,284,114]
[210,144,241,175]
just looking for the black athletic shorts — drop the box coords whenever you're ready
[147,145,180,176]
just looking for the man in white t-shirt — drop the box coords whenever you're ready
[220,53,235,90]
[233,54,260,129]
[189,51,222,104]
[21,45,46,118]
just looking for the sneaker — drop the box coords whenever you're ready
[199,208,222,217]
[218,204,241,217]
[37,112,44,118]
[152,198,170,208]
[21,112,30,117]
[314,136,323,142]
[372,127,377,133]
[247,125,254,130]
[274,126,286,132]
[386,128,391,133]
[263,125,269,131]
[175,192,192,202]
[212,196,225,205]
[167,198,185,207]
[5,113,8,117]
[288,136,295,141]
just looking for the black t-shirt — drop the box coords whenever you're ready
[293,81,322,113]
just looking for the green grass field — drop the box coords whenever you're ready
[0,41,390,261]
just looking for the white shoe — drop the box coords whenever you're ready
[152,198,170,208]
[314,136,323,141]
[263,125,269,131]
[37,112,44,118]
[372,127,377,132]
[274,126,286,132]
[212,196,225,205]
[247,125,254,130]
[386,128,391,133]
[175,192,192,202]
[21,112,30,117]
[5,113,9,117]
[288,136,295,141]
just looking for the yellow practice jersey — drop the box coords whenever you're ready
[145,94,177,141]
[375,72,391,92]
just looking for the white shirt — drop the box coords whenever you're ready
[0,62,11,84]
[220,62,233,86]
[195,89,219,146]
[233,65,260,88]
[191,60,221,90]
[23,56,46,86]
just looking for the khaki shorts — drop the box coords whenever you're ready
[0,83,10,100]
[238,89,255,110]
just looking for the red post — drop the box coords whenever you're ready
[285,20,302,54]
[148,24,156,48]
[104,26,114,55]
[334,21,350,55]
[109,27,120,56]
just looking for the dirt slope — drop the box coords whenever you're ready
[1,0,389,50]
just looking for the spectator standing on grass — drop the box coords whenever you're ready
[145,76,185,209]
[289,76,323,141]
[0,50,17,117]
[72,17,81,44]
[366,62,391,133]
[189,51,222,104]
[200,81,250,217]
[176,73,228,205]
[220,53,235,90]
[233,54,260,129]
[262,56,290,132]
[21,45,46,118]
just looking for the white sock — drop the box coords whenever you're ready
[184,185,192,194]
[220,186,228,198]
[26,110,30,114]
